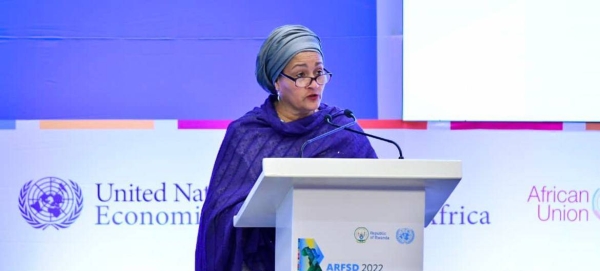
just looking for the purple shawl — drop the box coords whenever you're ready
[195,97,377,271]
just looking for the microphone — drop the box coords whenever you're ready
[300,115,357,158]
[327,109,404,159]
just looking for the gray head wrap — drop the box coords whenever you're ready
[255,25,323,94]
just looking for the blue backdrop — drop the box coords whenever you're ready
[0,0,378,120]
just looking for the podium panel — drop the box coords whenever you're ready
[277,188,425,271]
[234,158,461,271]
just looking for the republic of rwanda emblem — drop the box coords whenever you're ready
[354,227,369,243]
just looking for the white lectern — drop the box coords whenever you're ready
[234,158,462,271]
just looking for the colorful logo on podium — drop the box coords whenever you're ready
[396,228,415,244]
[298,238,324,271]
[354,227,369,243]
[18,177,84,230]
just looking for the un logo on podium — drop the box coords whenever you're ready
[396,228,415,244]
[18,177,84,230]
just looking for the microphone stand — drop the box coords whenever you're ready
[326,113,404,159]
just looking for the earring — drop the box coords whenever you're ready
[277,91,281,101]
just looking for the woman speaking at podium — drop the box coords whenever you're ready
[195,24,377,271]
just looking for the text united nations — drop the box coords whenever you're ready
[95,182,207,226]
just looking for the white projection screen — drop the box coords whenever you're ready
[403,0,600,122]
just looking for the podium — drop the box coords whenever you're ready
[234,158,462,271]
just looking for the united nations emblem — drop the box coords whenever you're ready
[354,227,369,243]
[396,228,415,244]
[18,177,84,230]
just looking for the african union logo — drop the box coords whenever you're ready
[18,177,84,230]
[354,227,369,243]
[396,228,415,244]
[593,189,600,220]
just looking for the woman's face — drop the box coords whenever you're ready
[274,51,326,118]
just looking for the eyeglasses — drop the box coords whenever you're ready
[280,69,333,88]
